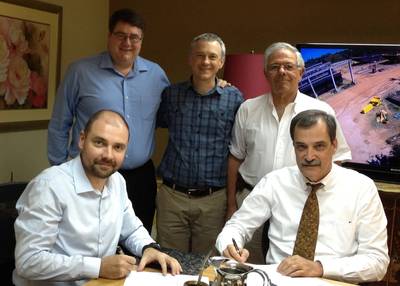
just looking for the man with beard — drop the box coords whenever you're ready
[14,110,181,286]
[216,110,388,284]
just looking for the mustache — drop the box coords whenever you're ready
[94,157,116,167]
[301,159,321,167]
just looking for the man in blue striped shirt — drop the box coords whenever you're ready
[156,33,243,255]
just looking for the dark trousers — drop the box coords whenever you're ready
[119,160,157,234]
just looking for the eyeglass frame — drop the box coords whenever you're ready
[112,31,143,44]
[266,62,301,73]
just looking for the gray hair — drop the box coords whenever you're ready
[191,33,226,60]
[290,110,337,143]
[264,42,305,71]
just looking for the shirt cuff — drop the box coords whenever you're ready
[317,257,341,280]
[82,257,102,278]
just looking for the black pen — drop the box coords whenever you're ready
[116,245,124,255]
[232,238,242,256]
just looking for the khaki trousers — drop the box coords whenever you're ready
[236,188,266,264]
[156,184,227,255]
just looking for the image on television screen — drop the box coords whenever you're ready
[297,43,400,176]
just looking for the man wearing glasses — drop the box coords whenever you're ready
[47,9,167,234]
[226,42,352,263]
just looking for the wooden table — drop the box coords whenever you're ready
[84,265,356,286]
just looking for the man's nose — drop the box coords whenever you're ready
[305,148,316,161]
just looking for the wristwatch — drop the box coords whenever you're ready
[142,242,161,254]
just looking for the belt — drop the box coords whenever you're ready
[237,174,254,191]
[163,179,223,197]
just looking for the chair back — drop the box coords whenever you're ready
[0,182,27,286]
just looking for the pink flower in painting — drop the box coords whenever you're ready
[3,55,31,105]
[8,20,28,56]
[29,71,47,107]
[0,16,50,108]
[0,34,10,83]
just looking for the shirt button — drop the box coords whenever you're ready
[99,239,103,244]
[127,115,130,118]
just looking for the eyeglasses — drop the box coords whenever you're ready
[267,63,299,73]
[112,32,142,43]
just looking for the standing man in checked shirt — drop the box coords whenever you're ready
[156,33,243,255]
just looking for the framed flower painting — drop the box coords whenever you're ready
[0,0,62,132]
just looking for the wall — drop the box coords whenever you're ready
[0,0,109,183]
[109,0,400,166]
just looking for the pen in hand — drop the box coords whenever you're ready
[116,245,124,255]
[232,238,242,256]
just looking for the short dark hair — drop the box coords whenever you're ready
[109,8,145,33]
[290,110,336,142]
[84,109,129,138]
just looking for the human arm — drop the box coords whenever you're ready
[99,255,136,279]
[216,176,271,262]
[317,182,389,283]
[277,255,323,277]
[156,87,170,128]
[14,178,102,281]
[47,64,79,165]
[221,244,249,263]
[137,247,182,275]
[226,154,243,220]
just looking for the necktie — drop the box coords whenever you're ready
[292,183,323,260]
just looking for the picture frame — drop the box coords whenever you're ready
[0,0,62,132]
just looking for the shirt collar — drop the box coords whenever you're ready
[185,77,222,96]
[70,156,111,196]
[99,52,149,75]
[299,163,338,192]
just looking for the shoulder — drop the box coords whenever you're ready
[296,92,335,114]
[237,94,268,114]
[136,56,166,75]
[335,165,375,186]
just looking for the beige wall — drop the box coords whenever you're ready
[0,0,109,183]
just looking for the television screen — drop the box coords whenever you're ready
[296,43,400,183]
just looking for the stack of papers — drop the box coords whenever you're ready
[124,271,209,286]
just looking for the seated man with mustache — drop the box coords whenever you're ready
[216,110,389,284]
[13,110,181,286]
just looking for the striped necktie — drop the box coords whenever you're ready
[292,183,323,260]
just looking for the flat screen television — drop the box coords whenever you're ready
[296,43,400,183]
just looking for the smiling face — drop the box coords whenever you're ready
[79,111,129,190]
[293,119,337,182]
[189,40,224,83]
[107,21,142,73]
[265,48,304,99]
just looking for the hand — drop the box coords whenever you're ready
[225,203,237,221]
[217,79,231,88]
[277,255,323,277]
[137,247,182,275]
[99,255,136,279]
[222,244,249,263]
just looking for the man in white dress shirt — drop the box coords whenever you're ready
[226,42,352,263]
[217,110,388,284]
[13,110,181,286]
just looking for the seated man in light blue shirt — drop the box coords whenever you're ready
[14,110,181,286]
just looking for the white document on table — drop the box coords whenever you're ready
[247,264,333,286]
[123,271,209,286]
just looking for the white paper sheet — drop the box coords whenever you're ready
[247,264,333,286]
[123,271,209,286]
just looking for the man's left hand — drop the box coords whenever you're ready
[137,248,182,276]
[217,79,231,88]
[277,255,323,277]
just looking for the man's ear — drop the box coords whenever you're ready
[78,131,85,151]
[332,138,338,153]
